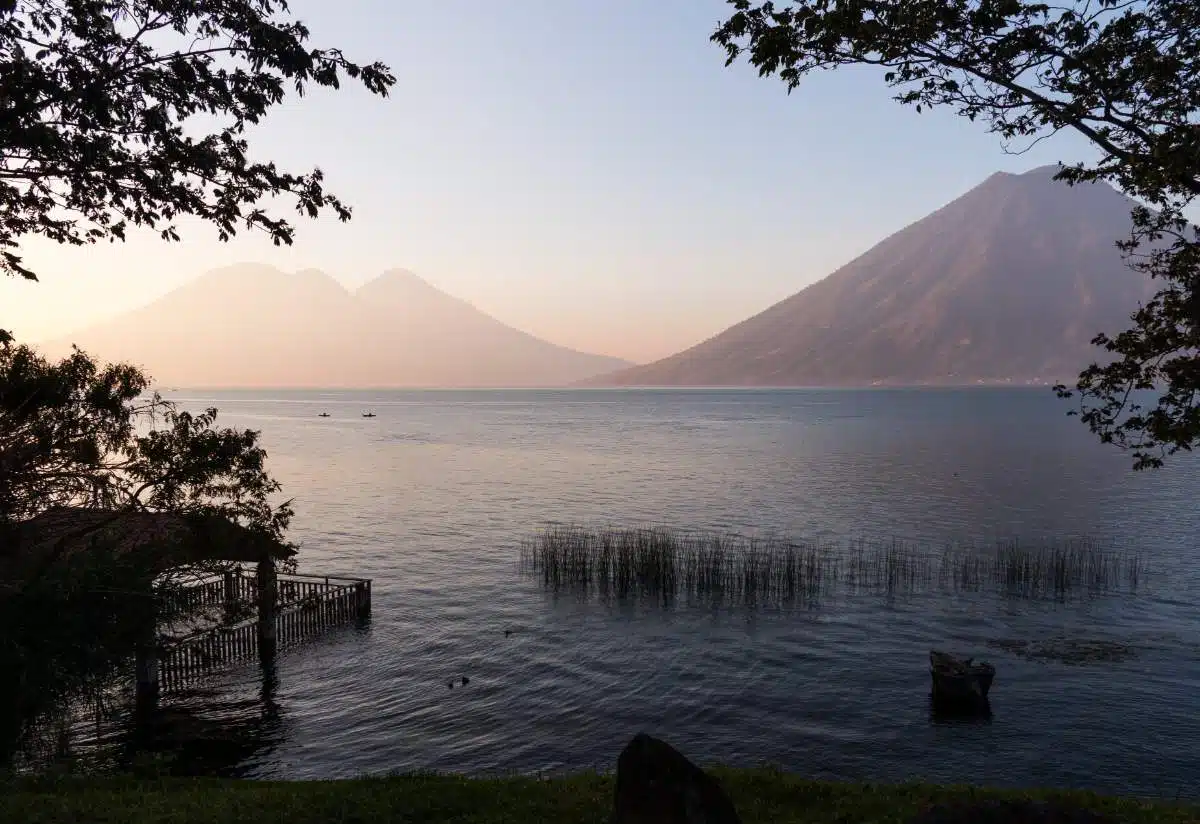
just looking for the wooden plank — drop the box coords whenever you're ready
[150,569,371,694]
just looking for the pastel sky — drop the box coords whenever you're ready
[6,0,1109,363]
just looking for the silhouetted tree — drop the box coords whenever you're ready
[0,341,292,539]
[0,0,349,761]
[0,340,296,763]
[0,0,395,283]
[713,0,1199,469]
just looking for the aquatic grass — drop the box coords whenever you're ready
[520,526,1146,607]
[986,638,1141,665]
[2,772,1198,823]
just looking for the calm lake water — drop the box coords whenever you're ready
[63,389,1200,794]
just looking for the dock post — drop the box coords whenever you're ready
[134,611,159,711]
[354,580,371,622]
[223,568,239,621]
[256,558,278,661]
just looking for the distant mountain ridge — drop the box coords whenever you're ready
[45,265,632,388]
[588,165,1158,387]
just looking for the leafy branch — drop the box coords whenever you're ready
[0,0,396,281]
[714,0,1200,468]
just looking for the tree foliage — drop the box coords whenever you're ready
[1,541,162,768]
[0,339,292,545]
[0,0,358,762]
[0,0,395,282]
[713,0,1200,469]
[0,340,295,764]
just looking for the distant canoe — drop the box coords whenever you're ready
[362,413,376,418]
[318,413,331,417]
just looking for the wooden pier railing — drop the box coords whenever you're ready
[170,576,228,612]
[153,571,371,695]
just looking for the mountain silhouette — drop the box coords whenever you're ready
[44,264,632,387]
[589,165,1157,387]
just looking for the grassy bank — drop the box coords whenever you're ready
[2,771,1198,824]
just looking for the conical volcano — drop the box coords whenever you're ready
[43,264,633,387]
[591,166,1155,386]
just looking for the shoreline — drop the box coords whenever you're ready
[5,770,1199,823]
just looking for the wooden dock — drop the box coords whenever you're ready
[149,571,371,696]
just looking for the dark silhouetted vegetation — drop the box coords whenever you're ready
[0,343,293,537]
[712,0,1200,470]
[0,0,382,762]
[0,340,293,766]
[521,526,1145,607]
[0,0,395,285]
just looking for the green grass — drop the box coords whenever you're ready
[2,770,1197,824]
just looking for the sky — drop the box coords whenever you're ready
[4,0,1107,364]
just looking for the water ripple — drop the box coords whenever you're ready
[58,389,1200,797]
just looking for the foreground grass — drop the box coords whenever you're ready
[2,770,1198,824]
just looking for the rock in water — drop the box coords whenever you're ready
[910,799,1117,824]
[611,733,742,824]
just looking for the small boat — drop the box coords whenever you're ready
[318,412,331,418]
[929,650,995,705]
[362,412,376,418]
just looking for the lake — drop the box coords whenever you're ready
[57,389,1200,795]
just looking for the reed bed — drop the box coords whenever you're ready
[520,525,1146,607]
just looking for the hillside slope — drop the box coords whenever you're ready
[591,166,1154,387]
[45,264,632,387]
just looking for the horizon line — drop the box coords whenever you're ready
[148,382,1069,393]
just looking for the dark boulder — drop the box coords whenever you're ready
[910,799,1118,824]
[611,733,742,824]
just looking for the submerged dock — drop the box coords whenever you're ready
[139,569,372,698]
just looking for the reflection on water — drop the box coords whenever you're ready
[17,390,1200,797]
[15,659,288,778]
[121,663,285,777]
[929,700,994,726]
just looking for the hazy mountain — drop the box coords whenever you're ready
[44,264,632,387]
[590,166,1158,387]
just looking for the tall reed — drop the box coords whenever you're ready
[519,525,1145,607]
